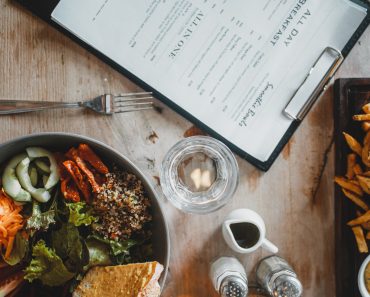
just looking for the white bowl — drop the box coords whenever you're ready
[358,255,370,297]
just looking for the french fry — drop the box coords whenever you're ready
[346,153,357,179]
[342,189,369,211]
[350,180,360,186]
[362,132,370,169]
[354,164,364,175]
[357,175,370,195]
[363,144,370,168]
[356,211,370,230]
[365,131,370,146]
[363,222,370,231]
[337,103,370,255]
[335,176,364,196]
[352,226,368,253]
[348,210,370,226]
[361,222,370,231]
[363,122,370,132]
[343,132,362,156]
[353,114,370,121]
[363,171,370,177]
[363,103,370,114]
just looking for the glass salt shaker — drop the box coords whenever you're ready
[256,256,302,297]
[210,257,248,297]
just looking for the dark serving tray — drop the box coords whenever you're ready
[334,78,370,297]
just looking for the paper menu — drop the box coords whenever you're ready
[51,0,367,164]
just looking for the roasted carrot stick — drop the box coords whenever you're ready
[78,144,109,174]
[63,161,91,202]
[61,177,80,202]
[66,148,101,193]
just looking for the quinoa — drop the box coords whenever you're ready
[93,170,152,241]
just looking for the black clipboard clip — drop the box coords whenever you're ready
[284,47,344,121]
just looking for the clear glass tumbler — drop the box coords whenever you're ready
[160,136,239,214]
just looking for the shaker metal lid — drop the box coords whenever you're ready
[220,275,248,297]
[210,257,247,292]
[272,274,303,297]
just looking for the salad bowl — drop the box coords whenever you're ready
[0,132,170,289]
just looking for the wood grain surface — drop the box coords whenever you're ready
[1,1,370,296]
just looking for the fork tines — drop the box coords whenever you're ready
[113,92,154,113]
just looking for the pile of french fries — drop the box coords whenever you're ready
[335,103,370,253]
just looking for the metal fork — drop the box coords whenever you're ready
[0,92,154,115]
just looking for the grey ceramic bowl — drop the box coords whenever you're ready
[0,132,170,287]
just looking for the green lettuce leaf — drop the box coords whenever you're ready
[84,238,112,270]
[24,240,75,286]
[51,223,87,272]
[88,234,137,256]
[66,202,97,227]
[3,233,29,266]
[26,202,56,235]
[113,252,132,265]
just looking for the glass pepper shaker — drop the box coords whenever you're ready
[256,256,302,297]
[210,257,248,297]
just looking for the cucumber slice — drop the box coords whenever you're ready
[26,147,60,190]
[42,175,49,187]
[29,166,38,187]
[2,153,31,203]
[16,157,51,203]
[34,159,51,174]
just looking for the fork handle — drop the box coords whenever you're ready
[0,100,81,115]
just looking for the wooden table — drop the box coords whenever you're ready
[1,2,370,296]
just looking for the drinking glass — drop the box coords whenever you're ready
[160,136,239,214]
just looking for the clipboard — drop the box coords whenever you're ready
[13,0,370,171]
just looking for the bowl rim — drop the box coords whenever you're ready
[358,254,370,297]
[0,132,170,287]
